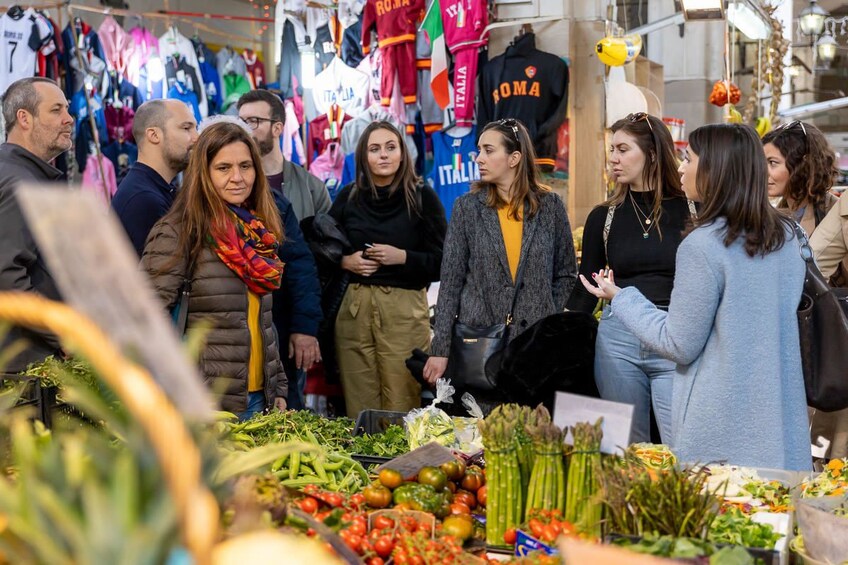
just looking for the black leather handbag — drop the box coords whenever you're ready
[447,257,527,391]
[794,223,848,412]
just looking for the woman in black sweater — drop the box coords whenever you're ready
[567,113,692,444]
[330,121,447,417]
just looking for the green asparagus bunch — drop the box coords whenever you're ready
[525,406,566,520]
[564,418,603,538]
[479,411,523,546]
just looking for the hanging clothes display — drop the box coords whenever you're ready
[356,48,405,126]
[307,104,352,165]
[312,56,369,119]
[340,11,364,68]
[215,46,248,82]
[35,11,63,81]
[242,48,266,89]
[440,0,488,128]
[282,99,306,165]
[309,142,345,201]
[70,84,108,173]
[62,18,107,99]
[128,26,162,101]
[98,16,135,78]
[313,23,336,74]
[102,138,137,184]
[0,7,52,95]
[276,17,307,100]
[428,126,479,221]
[361,0,423,107]
[196,53,222,115]
[221,72,251,113]
[340,104,411,159]
[164,55,205,114]
[168,80,201,122]
[414,0,444,134]
[81,153,118,205]
[159,26,207,117]
[478,32,569,171]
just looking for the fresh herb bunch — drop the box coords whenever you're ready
[600,458,720,539]
[350,424,408,458]
[707,507,783,549]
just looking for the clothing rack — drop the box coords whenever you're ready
[0,2,64,27]
[66,3,262,45]
[482,15,563,36]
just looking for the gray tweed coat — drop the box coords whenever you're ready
[431,190,577,357]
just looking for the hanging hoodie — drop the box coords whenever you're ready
[478,33,569,171]
[159,27,207,117]
[127,27,162,100]
[71,86,108,173]
[165,55,205,113]
[277,18,306,100]
[61,18,107,99]
[168,80,201,123]
[216,46,249,82]
[309,142,345,201]
[242,49,266,89]
[81,153,118,206]
[98,16,135,77]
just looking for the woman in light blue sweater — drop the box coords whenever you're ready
[581,124,810,471]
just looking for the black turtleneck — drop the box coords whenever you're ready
[329,182,447,289]
[567,191,692,313]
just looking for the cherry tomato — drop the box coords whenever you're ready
[359,538,373,555]
[324,493,344,508]
[374,535,395,558]
[350,493,366,507]
[367,558,385,565]
[541,525,558,544]
[348,520,367,537]
[504,527,517,545]
[410,555,425,565]
[529,518,545,539]
[476,485,487,507]
[344,532,363,552]
[298,497,318,514]
[373,515,395,530]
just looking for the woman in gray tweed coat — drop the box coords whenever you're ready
[423,119,578,402]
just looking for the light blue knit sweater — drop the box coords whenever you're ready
[611,219,811,471]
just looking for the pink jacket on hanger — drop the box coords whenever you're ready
[99,16,136,76]
[81,154,118,206]
[308,142,344,199]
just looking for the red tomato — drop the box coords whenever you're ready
[348,519,367,537]
[367,558,385,565]
[410,555,425,565]
[359,538,373,555]
[476,485,487,507]
[374,535,395,558]
[503,527,517,545]
[529,518,545,539]
[373,515,395,530]
[450,502,471,515]
[453,490,476,509]
[298,497,318,514]
[345,532,363,552]
[350,493,366,507]
[541,525,558,544]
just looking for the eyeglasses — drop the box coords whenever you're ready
[241,116,279,130]
[496,118,520,142]
[626,112,653,132]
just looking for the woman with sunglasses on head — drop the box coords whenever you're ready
[330,121,447,418]
[566,113,692,444]
[581,124,810,470]
[764,120,848,459]
[763,121,839,235]
[423,119,577,408]
[142,121,288,420]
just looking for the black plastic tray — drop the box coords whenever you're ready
[353,409,406,436]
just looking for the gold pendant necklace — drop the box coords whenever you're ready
[629,191,655,239]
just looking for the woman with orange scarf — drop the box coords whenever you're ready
[143,121,288,420]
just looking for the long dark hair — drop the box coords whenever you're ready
[605,113,684,235]
[353,121,421,215]
[762,121,838,210]
[471,118,549,220]
[164,121,283,263]
[688,123,789,257]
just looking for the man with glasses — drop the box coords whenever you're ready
[237,90,330,221]
[112,99,199,257]
[237,90,325,410]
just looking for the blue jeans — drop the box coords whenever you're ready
[286,368,307,411]
[238,391,267,421]
[595,306,675,444]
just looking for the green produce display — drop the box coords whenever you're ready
[269,449,369,493]
[479,405,524,546]
[565,418,603,538]
[614,535,756,565]
[707,507,783,549]
[350,424,408,458]
[392,482,450,515]
[525,406,566,519]
[224,410,355,452]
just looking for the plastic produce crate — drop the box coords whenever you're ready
[351,410,408,467]
[354,409,407,436]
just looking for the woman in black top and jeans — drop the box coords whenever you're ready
[330,121,447,417]
[567,113,691,444]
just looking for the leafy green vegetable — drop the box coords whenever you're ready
[614,535,756,565]
[350,424,408,457]
[405,406,455,450]
[707,507,783,549]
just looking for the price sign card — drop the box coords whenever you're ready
[553,392,634,455]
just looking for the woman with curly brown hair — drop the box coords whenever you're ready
[762,120,839,235]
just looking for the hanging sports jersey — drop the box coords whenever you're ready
[1,9,51,95]
[311,57,369,119]
[478,33,568,171]
[428,126,479,221]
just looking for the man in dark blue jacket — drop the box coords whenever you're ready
[273,191,323,410]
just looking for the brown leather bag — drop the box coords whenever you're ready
[795,223,848,412]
